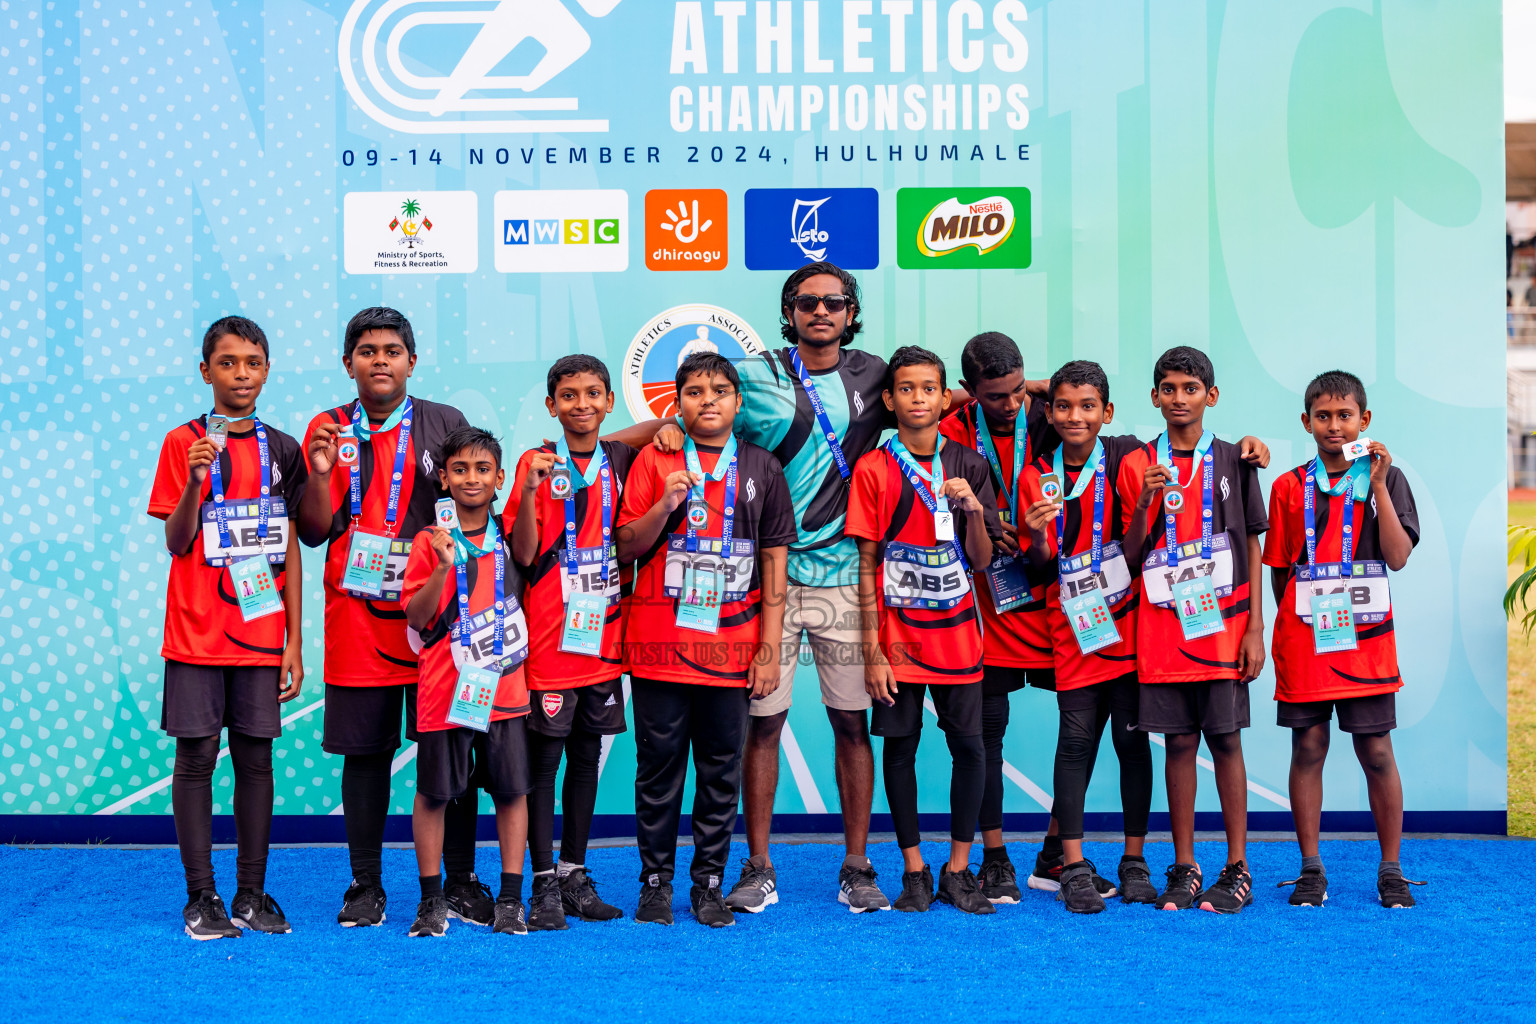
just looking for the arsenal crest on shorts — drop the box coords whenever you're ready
[542,692,565,718]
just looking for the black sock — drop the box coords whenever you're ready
[983,844,1008,864]
[1043,833,1064,858]
[420,874,443,898]
[501,872,523,901]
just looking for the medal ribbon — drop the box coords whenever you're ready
[348,397,412,536]
[454,525,505,661]
[884,438,967,571]
[559,444,613,586]
[1052,439,1106,575]
[1156,431,1215,568]
[1304,457,1370,577]
[789,348,852,481]
[682,436,738,555]
[972,404,1027,525]
[207,411,271,550]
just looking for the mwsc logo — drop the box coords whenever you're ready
[339,0,622,135]
[494,190,628,273]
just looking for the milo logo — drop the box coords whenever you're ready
[896,187,1032,270]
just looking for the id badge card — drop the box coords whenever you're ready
[1064,589,1121,656]
[229,555,283,622]
[1171,575,1224,641]
[341,529,393,598]
[933,509,955,543]
[985,551,1033,613]
[560,591,607,657]
[1308,592,1357,654]
[446,666,496,732]
[675,564,722,634]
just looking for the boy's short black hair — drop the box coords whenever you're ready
[202,315,269,362]
[883,345,947,392]
[959,331,1023,384]
[779,261,864,345]
[344,307,416,360]
[1152,345,1215,390]
[547,354,612,397]
[675,352,742,396]
[1049,359,1111,404]
[1303,370,1368,414]
[437,426,502,472]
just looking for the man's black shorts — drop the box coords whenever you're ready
[322,682,419,756]
[416,717,531,802]
[871,680,983,738]
[1137,679,1250,736]
[1277,693,1396,735]
[527,678,628,738]
[161,661,282,739]
[981,666,1056,696]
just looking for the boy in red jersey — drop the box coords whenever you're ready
[507,354,637,929]
[849,346,1004,916]
[148,316,307,939]
[1117,346,1268,914]
[617,352,795,928]
[298,307,486,929]
[402,427,533,937]
[1265,371,1421,910]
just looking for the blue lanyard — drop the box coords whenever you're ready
[683,436,738,554]
[789,348,851,481]
[1157,431,1214,567]
[348,397,412,533]
[884,438,967,571]
[207,412,271,550]
[558,443,613,585]
[1304,458,1370,577]
[453,525,505,659]
[1052,439,1106,574]
[971,404,1027,525]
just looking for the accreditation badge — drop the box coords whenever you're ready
[341,529,392,598]
[1172,576,1224,641]
[229,555,283,623]
[1308,592,1358,655]
[559,591,607,657]
[675,563,721,634]
[446,667,496,733]
[1064,589,1121,656]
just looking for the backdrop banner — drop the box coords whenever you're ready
[0,0,1507,835]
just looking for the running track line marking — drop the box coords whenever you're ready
[97,697,328,816]
[1146,734,1292,809]
[922,697,1053,812]
[780,722,830,814]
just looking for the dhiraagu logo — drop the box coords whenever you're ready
[494,189,628,273]
[896,187,1032,270]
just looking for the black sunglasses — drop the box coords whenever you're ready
[790,293,850,315]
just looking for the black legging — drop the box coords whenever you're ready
[882,729,986,851]
[527,727,603,873]
[172,732,273,896]
[979,694,1011,833]
[343,751,478,882]
[1052,677,1153,841]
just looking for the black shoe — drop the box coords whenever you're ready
[528,874,569,931]
[1026,849,1064,893]
[337,879,387,928]
[690,882,736,928]
[560,868,623,921]
[937,865,997,915]
[1157,863,1203,911]
[1378,869,1425,909]
[724,856,778,913]
[635,874,674,926]
[978,853,1021,904]
[1081,858,1118,898]
[230,890,291,934]
[408,895,449,937]
[1058,861,1106,915]
[893,865,934,913]
[838,858,891,912]
[183,890,241,941]
[444,873,494,927]
[1117,855,1158,904]
[1279,866,1329,907]
[493,895,528,934]
[1197,860,1254,914]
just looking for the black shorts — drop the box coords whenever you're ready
[416,717,531,802]
[1277,693,1396,734]
[980,667,1055,695]
[1138,680,1250,736]
[322,682,419,756]
[1057,672,1140,719]
[527,678,628,738]
[161,661,282,739]
[871,680,983,738]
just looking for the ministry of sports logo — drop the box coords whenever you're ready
[623,304,765,421]
[338,0,621,135]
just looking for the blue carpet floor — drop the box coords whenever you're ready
[2,838,1529,1022]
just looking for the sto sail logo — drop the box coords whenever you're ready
[743,188,879,271]
[338,0,622,136]
[896,188,1032,270]
[494,189,628,273]
[623,304,765,420]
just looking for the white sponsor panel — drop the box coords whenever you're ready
[494,189,629,273]
[343,191,479,274]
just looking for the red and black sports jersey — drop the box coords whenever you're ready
[503,439,638,691]
[1264,463,1418,702]
[846,440,1005,685]
[301,397,466,687]
[1020,433,1143,691]
[401,520,530,732]
[1116,437,1268,684]
[618,441,796,687]
[939,397,1059,669]
[148,417,307,666]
